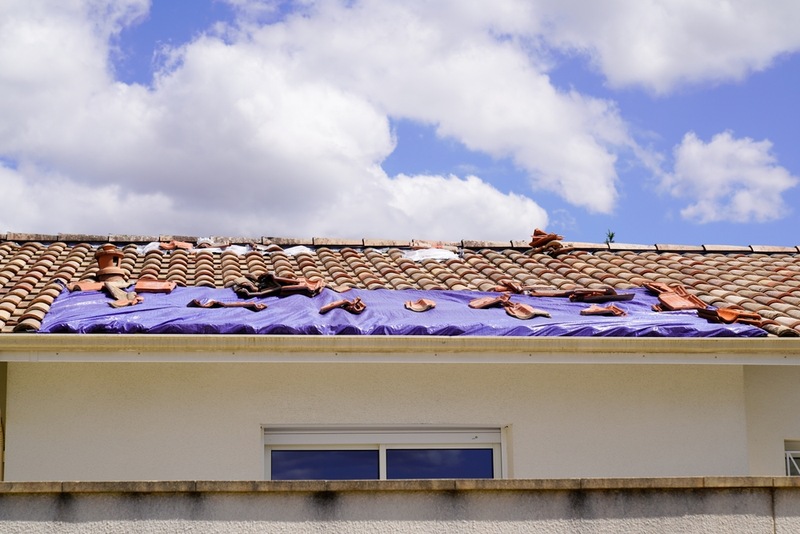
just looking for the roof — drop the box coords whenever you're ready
[1,231,799,337]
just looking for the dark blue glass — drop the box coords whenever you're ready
[271,450,379,480]
[386,448,493,479]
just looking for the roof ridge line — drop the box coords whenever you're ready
[0,233,798,253]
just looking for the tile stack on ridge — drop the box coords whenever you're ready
[0,232,799,336]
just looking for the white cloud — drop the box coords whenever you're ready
[539,0,800,93]
[382,174,548,241]
[2,0,636,241]
[662,131,798,223]
[0,162,547,241]
[3,0,799,245]
[240,0,632,212]
[0,163,174,234]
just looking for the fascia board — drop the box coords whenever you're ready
[1,335,799,365]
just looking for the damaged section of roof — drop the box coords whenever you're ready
[0,232,799,336]
[38,286,764,337]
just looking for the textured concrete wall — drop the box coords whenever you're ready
[0,480,798,533]
[4,361,752,481]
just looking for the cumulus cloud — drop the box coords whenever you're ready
[539,0,800,93]
[242,0,631,213]
[662,132,798,223]
[0,163,175,234]
[0,5,551,241]
[382,174,548,241]
[0,164,548,241]
[14,1,798,241]
[3,0,640,241]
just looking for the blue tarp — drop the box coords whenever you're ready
[39,286,766,337]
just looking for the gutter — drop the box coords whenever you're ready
[1,334,799,364]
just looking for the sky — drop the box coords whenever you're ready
[1,0,799,247]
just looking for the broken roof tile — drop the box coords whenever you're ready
[1,234,799,336]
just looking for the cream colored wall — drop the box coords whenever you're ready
[744,366,800,475]
[4,361,749,481]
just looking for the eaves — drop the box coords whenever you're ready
[1,335,799,365]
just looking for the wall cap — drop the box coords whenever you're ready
[0,477,795,494]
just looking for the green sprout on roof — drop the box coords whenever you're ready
[605,230,615,245]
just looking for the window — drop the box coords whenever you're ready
[264,426,504,480]
[785,440,800,476]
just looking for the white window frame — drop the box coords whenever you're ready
[786,451,800,476]
[785,440,800,476]
[263,426,506,480]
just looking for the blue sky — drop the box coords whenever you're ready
[1,0,799,246]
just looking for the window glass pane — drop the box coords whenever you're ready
[386,448,493,479]
[271,450,379,480]
[787,453,800,476]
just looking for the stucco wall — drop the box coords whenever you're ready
[744,366,800,475]
[0,480,798,534]
[4,360,751,481]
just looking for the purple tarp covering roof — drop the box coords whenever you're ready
[39,286,766,337]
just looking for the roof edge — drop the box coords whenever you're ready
[3,335,799,364]
[2,234,798,253]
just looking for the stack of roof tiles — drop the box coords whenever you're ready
[1,232,799,336]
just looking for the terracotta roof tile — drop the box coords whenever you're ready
[609,243,657,252]
[702,244,752,253]
[2,234,800,336]
[750,245,799,253]
[654,244,705,252]
[106,234,160,243]
[462,240,513,248]
[362,238,412,248]
[313,237,363,246]
[5,233,59,242]
[564,242,609,251]
[264,236,313,246]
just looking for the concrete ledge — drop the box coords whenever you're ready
[0,477,794,533]
[770,477,800,487]
[703,476,775,488]
[1,478,798,494]
[0,481,63,493]
[62,481,198,493]
[580,477,705,489]
[455,478,581,491]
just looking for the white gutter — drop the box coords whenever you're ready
[1,334,799,364]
